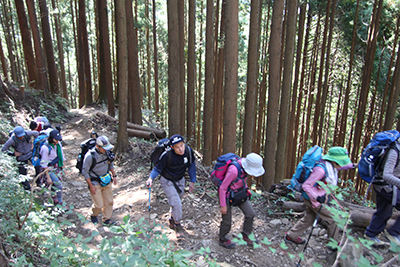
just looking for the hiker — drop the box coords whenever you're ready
[285,147,355,246]
[29,116,51,132]
[364,138,400,248]
[146,134,196,238]
[39,129,65,205]
[82,136,117,226]
[218,153,265,249]
[1,125,39,190]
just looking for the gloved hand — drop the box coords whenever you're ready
[316,195,326,203]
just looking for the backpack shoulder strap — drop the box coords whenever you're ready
[229,160,244,188]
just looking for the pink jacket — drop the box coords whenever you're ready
[218,158,247,207]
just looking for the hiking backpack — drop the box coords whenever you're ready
[31,133,51,167]
[358,130,400,184]
[76,138,97,173]
[150,138,172,168]
[209,153,242,188]
[288,145,326,192]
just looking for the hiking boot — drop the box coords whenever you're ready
[384,230,400,246]
[169,217,175,229]
[175,223,185,239]
[242,233,260,246]
[90,216,98,224]
[219,239,236,249]
[364,234,389,248]
[103,219,117,226]
[285,234,305,245]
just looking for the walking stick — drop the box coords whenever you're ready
[297,204,323,267]
[148,186,151,225]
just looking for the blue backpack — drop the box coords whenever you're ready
[288,145,326,194]
[31,133,51,167]
[358,130,400,183]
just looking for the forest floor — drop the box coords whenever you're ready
[2,89,399,267]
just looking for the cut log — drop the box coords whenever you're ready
[126,121,166,139]
[127,128,156,140]
[95,111,166,139]
[280,200,399,229]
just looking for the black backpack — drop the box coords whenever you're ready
[150,138,172,168]
[76,132,98,173]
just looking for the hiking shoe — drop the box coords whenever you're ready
[175,223,185,239]
[219,239,236,249]
[90,216,98,224]
[364,234,389,248]
[242,233,260,246]
[285,234,305,245]
[103,219,117,226]
[384,230,400,246]
[169,217,175,229]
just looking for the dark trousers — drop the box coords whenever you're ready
[365,187,400,237]
[17,160,31,190]
[219,199,256,242]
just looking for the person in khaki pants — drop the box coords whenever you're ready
[82,136,117,226]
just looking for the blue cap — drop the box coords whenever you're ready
[169,134,184,146]
[13,126,25,137]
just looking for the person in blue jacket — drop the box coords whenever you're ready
[146,134,196,238]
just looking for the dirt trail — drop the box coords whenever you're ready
[34,106,396,267]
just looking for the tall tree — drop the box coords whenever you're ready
[1,0,18,82]
[26,0,48,94]
[96,0,115,116]
[39,0,59,94]
[0,38,8,81]
[384,43,400,130]
[222,0,238,153]
[168,0,181,135]
[126,0,142,124]
[275,0,298,181]
[178,0,185,134]
[350,0,383,175]
[51,0,68,99]
[187,0,196,143]
[152,0,160,115]
[79,0,92,104]
[203,0,214,165]
[15,0,37,88]
[242,0,260,157]
[263,0,284,190]
[115,0,129,152]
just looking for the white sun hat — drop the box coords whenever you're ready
[242,153,265,177]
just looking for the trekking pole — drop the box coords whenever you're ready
[297,204,323,267]
[147,183,151,225]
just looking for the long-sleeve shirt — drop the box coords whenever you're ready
[218,158,247,207]
[40,141,65,168]
[149,145,196,183]
[381,140,400,191]
[2,130,39,161]
[82,148,114,185]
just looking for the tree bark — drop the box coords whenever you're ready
[167,0,181,136]
[15,0,37,88]
[39,0,59,94]
[202,0,214,165]
[242,0,260,158]
[78,0,92,104]
[152,0,160,116]
[222,0,239,154]
[187,0,196,145]
[115,0,129,153]
[275,0,298,182]
[263,0,284,190]
[26,0,48,94]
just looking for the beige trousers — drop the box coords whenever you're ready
[90,184,113,222]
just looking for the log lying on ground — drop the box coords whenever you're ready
[280,200,399,229]
[95,111,166,139]
[127,128,156,140]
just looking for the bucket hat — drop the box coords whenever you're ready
[13,126,25,137]
[96,136,114,150]
[242,153,265,177]
[322,146,351,166]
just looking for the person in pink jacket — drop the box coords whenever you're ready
[285,147,356,245]
[219,153,265,249]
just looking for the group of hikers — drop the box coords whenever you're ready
[2,121,400,251]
